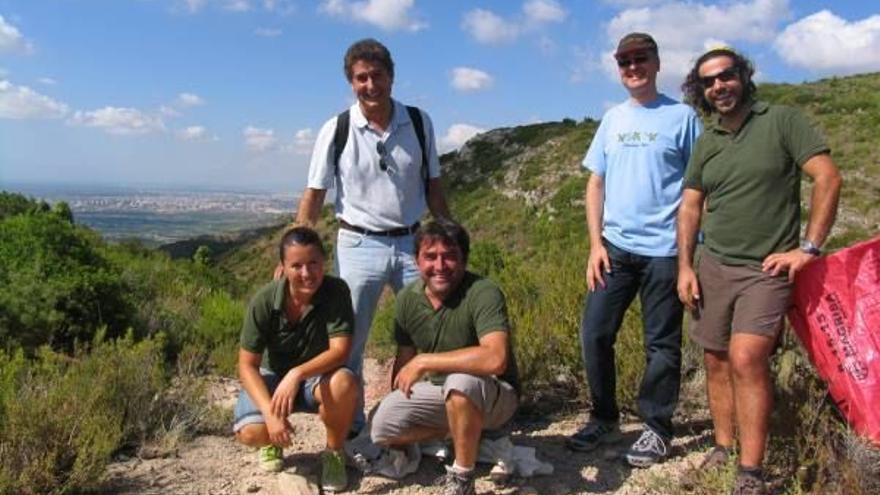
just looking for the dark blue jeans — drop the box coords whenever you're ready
[579,240,683,439]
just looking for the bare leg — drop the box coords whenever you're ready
[729,333,776,468]
[704,349,736,449]
[315,369,359,450]
[236,424,271,447]
[445,390,483,469]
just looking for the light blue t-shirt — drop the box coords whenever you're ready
[583,94,701,257]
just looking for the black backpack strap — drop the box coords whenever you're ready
[405,105,430,197]
[332,109,351,175]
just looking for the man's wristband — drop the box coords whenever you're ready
[799,239,821,256]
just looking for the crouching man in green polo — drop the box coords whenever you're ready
[233,226,358,493]
[370,220,520,495]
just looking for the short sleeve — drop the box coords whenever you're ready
[470,283,510,338]
[583,117,608,176]
[240,296,268,354]
[681,108,703,164]
[393,293,415,347]
[306,116,341,190]
[683,139,708,191]
[781,107,830,168]
[325,279,355,339]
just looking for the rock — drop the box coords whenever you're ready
[276,472,319,495]
[517,486,540,495]
[246,482,261,493]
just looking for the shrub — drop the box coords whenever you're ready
[0,213,132,354]
[0,333,166,495]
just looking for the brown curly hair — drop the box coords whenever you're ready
[681,48,757,115]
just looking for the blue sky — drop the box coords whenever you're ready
[1,0,878,191]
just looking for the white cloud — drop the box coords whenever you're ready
[176,92,205,107]
[37,77,57,86]
[775,11,880,75]
[290,128,315,155]
[602,0,667,6]
[0,15,32,54]
[523,0,566,25]
[255,27,283,37]
[69,107,165,135]
[181,0,208,13]
[450,67,494,92]
[593,0,790,90]
[160,105,182,118]
[569,45,599,83]
[176,125,215,141]
[439,123,486,153]
[0,80,69,119]
[319,0,427,32]
[243,126,277,152]
[224,0,251,12]
[462,9,519,45]
[463,1,565,46]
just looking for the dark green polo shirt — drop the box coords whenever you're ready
[683,101,829,265]
[239,275,353,376]
[394,271,520,394]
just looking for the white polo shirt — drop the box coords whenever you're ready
[306,99,442,231]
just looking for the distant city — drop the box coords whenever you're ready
[3,182,299,246]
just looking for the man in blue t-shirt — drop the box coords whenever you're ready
[566,33,701,467]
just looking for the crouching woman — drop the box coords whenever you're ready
[233,226,357,492]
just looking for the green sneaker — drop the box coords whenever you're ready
[320,449,348,492]
[258,445,283,472]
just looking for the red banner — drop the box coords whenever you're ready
[788,236,880,445]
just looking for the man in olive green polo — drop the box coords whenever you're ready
[677,48,841,495]
[370,220,519,495]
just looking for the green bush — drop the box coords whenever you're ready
[0,333,167,495]
[0,212,132,354]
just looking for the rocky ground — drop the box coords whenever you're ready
[102,359,717,495]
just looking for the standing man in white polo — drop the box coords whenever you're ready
[296,38,451,431]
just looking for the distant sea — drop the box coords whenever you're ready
[3,182,298,246]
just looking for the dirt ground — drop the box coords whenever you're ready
[102,359,716,494]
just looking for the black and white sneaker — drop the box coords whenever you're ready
[565,419,620,452]
[625,425,669,467]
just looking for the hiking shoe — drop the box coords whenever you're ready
[566,419,620,452]
[258,445,283,472]
[681,445,732,490]
[731,467,766,495]
[437,465,476,495]
[320,449,348,493]
[625,425,669,467]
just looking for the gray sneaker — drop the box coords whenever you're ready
[438,465,476,495]
[731,467,766,495]
[625,425,669,467]
[566,419,620,452]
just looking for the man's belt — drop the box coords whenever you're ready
[339,220,420,237]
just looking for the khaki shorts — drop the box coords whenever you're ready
[689,251,793,352]
[370,373,518,445]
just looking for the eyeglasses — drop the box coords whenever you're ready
[616,54,651,68]
[376,141,390,172]
[700,68,738,88]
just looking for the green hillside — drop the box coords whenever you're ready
[3,72,873,495]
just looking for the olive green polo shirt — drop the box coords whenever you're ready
[683,101,829,266]
[394,272,520,394]
[239,275,353,376]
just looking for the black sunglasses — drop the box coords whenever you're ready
[376,141,390,172]
[616,54,651,68]
[700,68,738,88]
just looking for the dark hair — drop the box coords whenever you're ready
[682,48,757,116]
[414,220,470,264]
[279,226,325,261]
[344,38,395,82]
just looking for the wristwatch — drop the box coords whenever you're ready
[799,239,821,256]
